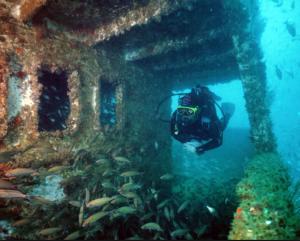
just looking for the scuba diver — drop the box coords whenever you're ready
[170,85,235,155]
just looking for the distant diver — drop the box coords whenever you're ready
[170,85,235,155]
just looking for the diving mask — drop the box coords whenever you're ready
[176,106,200,124]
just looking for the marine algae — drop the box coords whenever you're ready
[229,153,298,240]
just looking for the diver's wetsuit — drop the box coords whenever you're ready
[170,86,229,154]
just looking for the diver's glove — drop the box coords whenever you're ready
[196,146,205,155]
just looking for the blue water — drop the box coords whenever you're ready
[259,0,300,210]
[170,0,300,211]
[172,81,253,182]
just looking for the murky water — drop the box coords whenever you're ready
[0,0,299,240]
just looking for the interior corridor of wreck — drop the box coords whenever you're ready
[0,0,299,240]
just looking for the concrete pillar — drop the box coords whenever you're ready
[222,0,276,153]
[233,34,277,153]
[123,68,172,183]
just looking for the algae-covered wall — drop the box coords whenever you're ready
[229,153,298,240]
[93,43,172,178]
[0,15,100,166]
[0,5,171,174]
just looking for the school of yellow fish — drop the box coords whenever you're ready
[0,148,215,240]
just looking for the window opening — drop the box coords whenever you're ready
[100,81,116,127]
[38,69,70,131]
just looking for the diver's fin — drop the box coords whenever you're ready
[221,102,235,118]
[220,102,235,131]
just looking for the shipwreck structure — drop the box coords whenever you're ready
[0,0,297,239]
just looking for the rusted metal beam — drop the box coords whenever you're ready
[167,65,240,89]
[150,49,236,72]
[232,34,276,153]
[222,0,276,153]
[60,0,200,46]
[125,27,229,62]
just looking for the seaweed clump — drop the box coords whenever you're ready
[229,153,299,240]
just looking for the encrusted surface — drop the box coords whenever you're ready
[0,14,100,164]
[11,0,47,22]
[0,55,8,141]
[229,153,298,240]
[233,32,276,153]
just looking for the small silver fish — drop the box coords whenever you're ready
[85,188,90,204]
[160,173,174,180]
[0,189,26,199]
[154,141,159,150]
[38,227,62,236]
[164,206,171,222]
[96,158,110,165]
[86,197,114,208]
[5,168,38,177]
[275,65,282,80]
[170,206,175,220]
[102,181,115,190]
[115,206,136,215]
[50,86,57,92]
[120,183,141,192]
[79,203,84,226]
[285,21,296,37]
[291,0,295,9]
[0,179,16,189]
[64,230,81,240]
[194,225,208,238]
[68,200,81,208]
[206,205,217,216]
[141,222,163,232]
[120,171,141,177]
[43,94,50,100]
[82,211,108,227]
[157,199,170,209]
[171,229,189,238]
[113,156,131,163]
[177,200,190,214]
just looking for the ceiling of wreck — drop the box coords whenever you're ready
[32,0,151,29]
[97,0,240,86]
[1,0,243,86]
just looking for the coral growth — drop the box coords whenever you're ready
[229,153,299,240]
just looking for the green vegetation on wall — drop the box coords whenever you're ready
[229,153,299,240]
